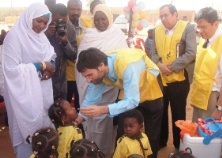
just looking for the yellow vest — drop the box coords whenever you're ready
[57,126,83,158]
[66,18,93,81]
[29,154,35,158]
[190,35,222,110]
[102,48,163,102]
[155,20,188,85]
[113,133,152,158]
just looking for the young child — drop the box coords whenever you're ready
[69,139,105,158]
[113,109,152,158]
[48,99,83,158]
[26,127,59,158]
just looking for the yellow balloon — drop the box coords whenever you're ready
[132,13,140,21]
[139,11,147,19]
[132,20,139,27]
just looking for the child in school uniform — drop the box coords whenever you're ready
[113,109,152,158]
[69,138,105,158]
[26,127,59,158]
[48,99,83,158]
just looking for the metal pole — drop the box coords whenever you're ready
[128,8,133,37]
[128,0,136,37]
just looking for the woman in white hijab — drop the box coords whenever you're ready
[75,4,128,158]
[2,3,56,158]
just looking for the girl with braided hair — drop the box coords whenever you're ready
[113,109,152,158]
[69,139,105,158]
[26,127,59,158]
[48,99,83,158]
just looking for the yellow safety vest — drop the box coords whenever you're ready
[155,20,188,85]
[190,35,222,110]
[102,48,163,102]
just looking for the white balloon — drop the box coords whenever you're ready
[139,19,149,28]
[136,1,146,10]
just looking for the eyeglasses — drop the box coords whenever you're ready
[196,23,212,32]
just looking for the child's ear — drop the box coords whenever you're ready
[61,116,67,124]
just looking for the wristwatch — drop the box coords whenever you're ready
[216,105,222,111]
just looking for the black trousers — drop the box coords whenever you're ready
[67,81,85,137]
[160,72,190,149]
[67,81,79,111]
[116,98,163,158]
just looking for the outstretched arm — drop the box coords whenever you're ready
[80,59,143,117]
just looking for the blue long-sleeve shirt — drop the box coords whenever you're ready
[80,53,159,119]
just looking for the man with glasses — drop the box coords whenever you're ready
[190,7,222,122]
[150,4,196,150]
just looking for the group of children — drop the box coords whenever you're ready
[26,99,104,158]
[26,99,194,158]
[25,98,153,158]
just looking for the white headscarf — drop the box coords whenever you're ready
[9,2,54,63]
[2,2,55,147]
[93,4,113,30]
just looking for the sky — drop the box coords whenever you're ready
[0,0,222,12]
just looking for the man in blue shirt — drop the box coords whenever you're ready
[74,47,163,158]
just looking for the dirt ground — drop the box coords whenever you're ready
[0,103,193,158]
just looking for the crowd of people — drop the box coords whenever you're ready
[1,0,222,158]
